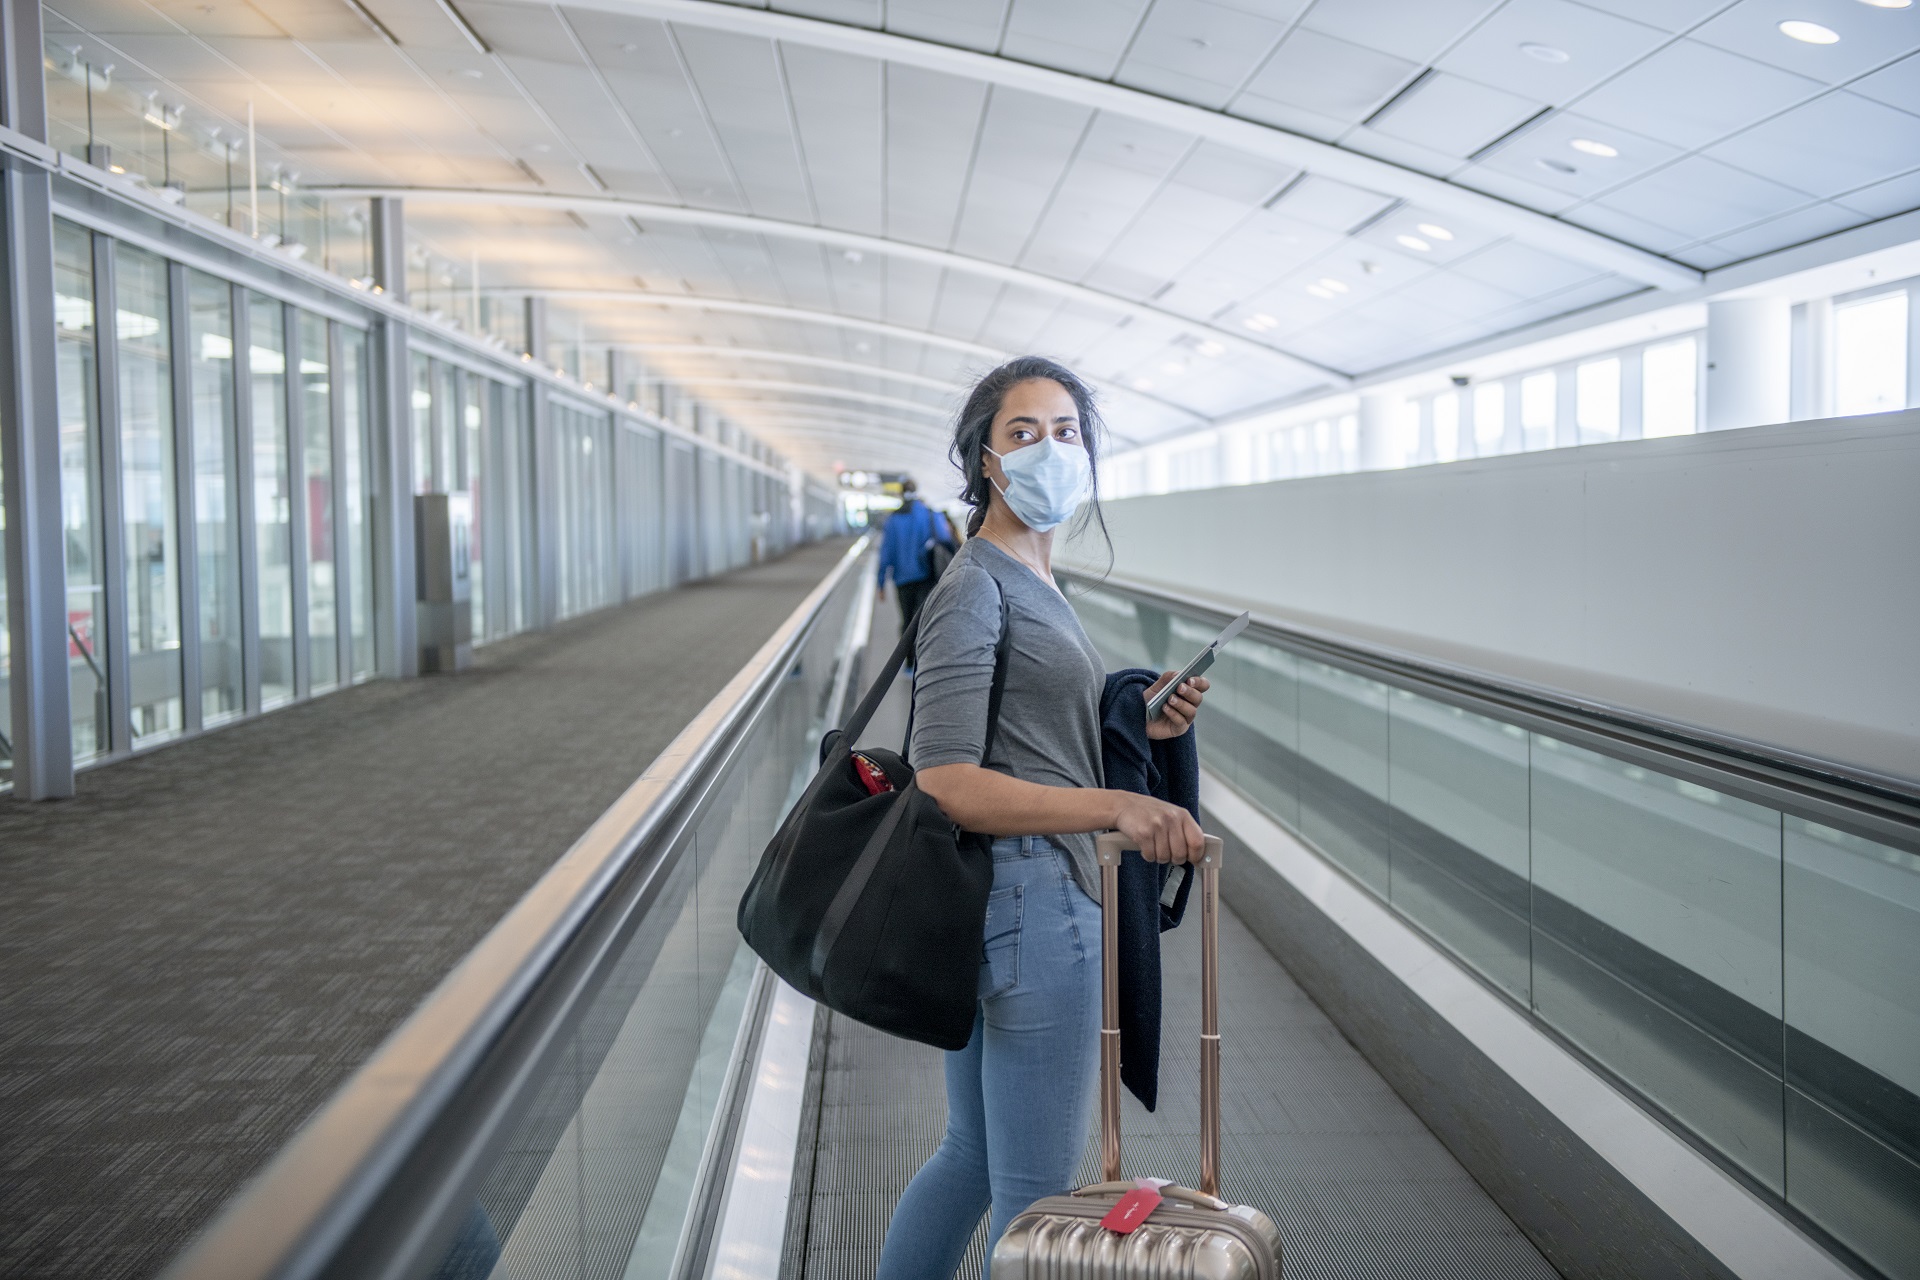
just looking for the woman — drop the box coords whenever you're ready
[875,356,1209,1278]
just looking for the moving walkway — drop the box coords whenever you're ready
[159,540,1919,1280]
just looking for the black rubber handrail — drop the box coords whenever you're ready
[1058,566,1920,828]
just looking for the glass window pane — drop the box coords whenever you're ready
[340,327,374,679]
[1576,357,1621,443]
[56,222,108,761]
[116,244,184,746]
[0,368,8,785]
[299,312,336,692]
[250,294,293,708]
[189,272,243,724]
[1433,392,1460,462]
[1530,734,1784,1191]
[465,373,485,640]
[411,354,434,494]
[1297,660,1391,894]
[1473,382,1506,452]
[1642,338,1698,438]
[435,361,458,494]
[1834,292,1908,418]
[1520,371,1555,451]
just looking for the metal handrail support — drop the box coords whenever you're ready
[161,536,872,1280]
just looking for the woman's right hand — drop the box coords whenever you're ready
[1110,791,1205,864]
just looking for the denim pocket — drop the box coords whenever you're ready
[978,885,1022,1000]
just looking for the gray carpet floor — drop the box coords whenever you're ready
[0,538,855,1280]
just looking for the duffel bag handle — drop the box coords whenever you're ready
[1093,832,1225,1198]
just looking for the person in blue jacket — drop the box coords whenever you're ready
[876,478,954,668]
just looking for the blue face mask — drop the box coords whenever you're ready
[986,436,1090,533]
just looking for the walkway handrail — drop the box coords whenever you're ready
[162,537,872,1280]
[1057,566,1920,834]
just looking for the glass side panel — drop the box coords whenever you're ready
[1223,638,1299,832]
[116,244,184,746]
[1783,818,1920,1279]
[425,565,858,1280]
[188,272,243,725]
[434,361,458,498]
[339,327,374,680]
[249,295,293,709]
[55,221,108,762]
[298,313,336,692]
[1388,690,1531,1000]
[1296,658,1390,895]
[1531,734,1784,1191]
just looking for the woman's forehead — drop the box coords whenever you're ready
[996,378,1078,423]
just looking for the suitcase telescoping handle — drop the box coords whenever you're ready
[1094,831,1225,1198]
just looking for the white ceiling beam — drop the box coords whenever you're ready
[511,0,1701,292]
[317,185,1349,385]
[662,376,951,417]
[618,344,963,392]
[518,289,1201,423]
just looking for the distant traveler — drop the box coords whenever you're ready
[874,356,1210,1277]
[875,478,955,665]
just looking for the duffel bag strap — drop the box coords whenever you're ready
[839,609,920,748]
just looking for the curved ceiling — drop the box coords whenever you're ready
[48,0,1920,484]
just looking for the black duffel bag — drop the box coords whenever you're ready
[738,591,1009,1050]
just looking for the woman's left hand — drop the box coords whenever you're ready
[1144,672,1208,740]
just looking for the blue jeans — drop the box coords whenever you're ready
[876,836,1103,1279]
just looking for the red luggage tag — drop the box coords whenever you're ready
[851,752,894,796]
[1099,1180,1167,1234]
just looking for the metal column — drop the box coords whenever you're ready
[369,196,416,677]
[0,0,74,796]
[525,297,557,629]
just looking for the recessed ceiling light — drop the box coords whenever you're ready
[1306,284,1335,299]
[1858,0,1912,8]
[1779,19,1841,42]
[1133,378,1155,390]
[1160,360,1187,375]
[1537,157,1578,175]
[842,249,863,264]
[1318,277,1349,293]
[1570,138,1618,158]
[1244,313,1278,331]
[460,68,484,78]
[1195,339,1224,357]
[1395,234,1431,252]
[1519,42,1571,63]
[1417,222,1454,241]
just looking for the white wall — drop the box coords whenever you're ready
[1065,410,1920,783]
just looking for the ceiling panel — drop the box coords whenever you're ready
[1584,153,1816,241]
[783,45,884,235]
[1851,51,1920,116]
[674,30,814,218]
[1679,200,1866,267]
[950,89,1092,263]
[1568,38,1822,152]
[887,0,1012,51]
[1265,174,1397,232]
[1114,0,1298,111]
[1295,0,1500,65]
[1434,0,1670,106]
[1371,72,1542,157]
[1233,27,1418,126]
[885,65,989,248]
[1835,167,1920,219]
[1705,92,1920,200]
[1001,0,1154,79]
[1689,0,1920,85]
[1475,110,1683,201]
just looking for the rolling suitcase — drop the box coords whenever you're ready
[991,832,1283,1279]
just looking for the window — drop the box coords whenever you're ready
[298,312,336,692]
[1520,372,1555,450]
[250,294,294,708]
[1473,382,1506,452]
[1576,357,1621,443]
[189,272,243,723]
[1643,337,1697,438]
[55,221,108,762]
[1397,399,1420,466]
[1433,393,1460,462]
[1834,292,1908,418]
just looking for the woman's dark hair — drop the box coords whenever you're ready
[949,357,1111,566]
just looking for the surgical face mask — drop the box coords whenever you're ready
[985,435,1090,533]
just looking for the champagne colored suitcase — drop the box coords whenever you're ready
[991,833,1283,1279]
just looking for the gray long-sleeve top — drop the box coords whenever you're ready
[908,537,1108,902]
